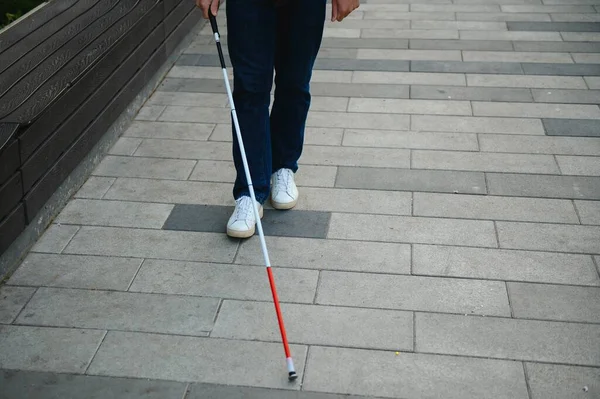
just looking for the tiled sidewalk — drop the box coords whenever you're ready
[1,0,600,398]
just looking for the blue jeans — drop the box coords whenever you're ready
[226,0,326,204]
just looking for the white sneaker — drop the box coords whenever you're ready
[227,196,263,238]
[270,168,298,210]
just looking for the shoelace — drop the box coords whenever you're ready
[274,169,292,192]
[235,197,255,220]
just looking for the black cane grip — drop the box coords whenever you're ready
[208,6,219,34]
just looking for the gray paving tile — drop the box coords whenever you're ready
[319,37,410,49]
[364,11,456,20]
[348,98,472,115]
[0,325,105,373]
[507,21,600,31]
[316,271,510,316]
[543,118,600,137]
[176,53,200,65]
[576,200,600,225]
[413,244,600,286]
[63,226,237,263]
[134,105,165,121]
[414,192,579,223]
[522,63,600,76]
[107,138,142,156]
[0,286,35,324]
[409,39,514,51]
[163,204,330,239]
[410,20,508,30]
[313,58,411,72]
[306,111,411,130]
[411,85,534,102]
[352,71,466,86]
[464,51,573,64]
[17,287,219,336]
[187,383,382,399]
[55,199,174,229]
[87,332,307,389]
[30,224,80,254]
[416,312,600,366]
[359,49,463,61]
[104,178,231,205]
[123,121,215,141]
[514,41,600,52]
[526,363,600,399]
[342,129,479,151]
[360,27,459,39]
[146,91,228,107]
[303,346,529,399]
[550,13,600,23]
[336,166,487,194]
[0,370,187,399]
[93,155,196,180]
[212,300,413,350]
[487,173,600,200]
[412,115,545,134]
[561,32,600,41]
[501,5,596,12]
[508,282,600,323]
[556,155,600,176]
[134,138,231,161]
[467,74,587,89]
[454,0,540,3]
[586,76,600,89]
[291,187,412,215]
[497,221,600,254]
[413,150,560,174]
[158,77,226,93]
[8,253,142,291]
[460,31,563,41]
[309,82,410,99]
[456,12,552,21]
[479,134,600,156]
[300,145,411,168]
[532,88,600,104]
[572,53,600,63]
[411,3,501,11]
[236,236,411,274]
[411,61,523,74]
[74,177,115,199]
[328,212,498,247]
[473,101,600,119]
[135,255,317,300]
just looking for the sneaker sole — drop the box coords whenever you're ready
[226,206,263,239]
[270,197,297,210]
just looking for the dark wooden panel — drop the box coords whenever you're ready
[0,0,79,55]
[164,0,182,16]
[164,0,195,38]
[0,138,20,187]
[0,172,22,222]
[0,0,141,122]
[20,3,164,191]
[0,122,18,153]
[165,6,202,56]
[0,0,119,95]
[18,0,161,160]
[0,203,26,255]
[24,28,168,222]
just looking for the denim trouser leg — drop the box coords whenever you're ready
[271,0,326,173]
[226,0,326,204]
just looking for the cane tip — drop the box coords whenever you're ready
[288,371,298,381]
